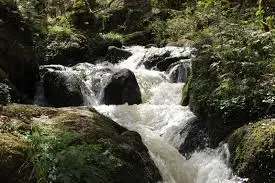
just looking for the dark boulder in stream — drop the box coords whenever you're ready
[105,46,132,64]
[143,50,171,70]
[43,69,84,107]
[103,69,142,105]
[179,117,210,158]
[156,56,190,71]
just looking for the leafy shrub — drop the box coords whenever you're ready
[47,13,74,36]
[101,32,124,42]
[27,124,121,183]
[188,24,275,144]
[0,83,11,105]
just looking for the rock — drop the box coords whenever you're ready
[40,65,66,74]
[156,56,189,71]
[167,61,191,83]
[179,117,210,158]
[123,29,154,46]
[166,39,195,47]
[88,67,114,98]
[105,46,132,63]
[143,49,191,72]
[143,50,171,70]
[228,119,275,183]
[145,44,158,48]
[103,69,142,105]
[0,133,31,183]
[91,38,123,57]
[0,1,39,102]
[0,104,162,183]
[43,70,84,107]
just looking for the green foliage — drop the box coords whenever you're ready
[188,22,275,144]
[150,0,187,9]
[150,0,275,45]
[73,0,87,10]
[181,76,192,106]
[101,32,124,42]
[151,0,230,44]
[47,13,74,36]
[27,123,121,183]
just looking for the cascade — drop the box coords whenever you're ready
[35,46,245,183]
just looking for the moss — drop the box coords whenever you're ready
[102,32,125,42]
[181,75,191,106]
[0,104,58,121]
[0,133,32,183]
[228,119,275,183]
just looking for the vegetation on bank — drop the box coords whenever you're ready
[159,0,275,144]
[150,0,274,181]
[0,0,274,182]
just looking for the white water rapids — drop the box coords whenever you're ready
[36,46,245,183]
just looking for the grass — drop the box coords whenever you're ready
[101,32,124,42]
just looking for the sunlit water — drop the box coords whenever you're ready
[36,46,245,183]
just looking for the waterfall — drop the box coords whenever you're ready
[35,46,245,183]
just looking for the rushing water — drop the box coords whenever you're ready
[35,46,245,183]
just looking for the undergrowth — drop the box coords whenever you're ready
[26,122,121,183]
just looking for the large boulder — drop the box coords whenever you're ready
[123,29,155,46]
[87,67,114,99]
[143,50,171,70]
[179,118,210,158]
[0,104,162,183]
[105,46,132,64]
[0,1,39,102]
[39,32,122,66]
[103,69,142,105]
[228,119,275,183]
[43,69,84,107]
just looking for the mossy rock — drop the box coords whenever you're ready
[0,133,32,183]
[0,104,161,183]
[181,75,191,106]
[228,119,275,183]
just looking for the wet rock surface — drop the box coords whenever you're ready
[103,69,142,105]
[105,46,132,64]
[179,118,210,157]
[43,69,84,107]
